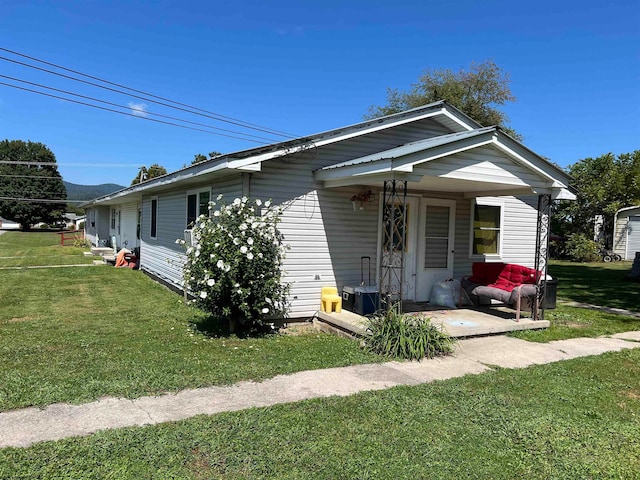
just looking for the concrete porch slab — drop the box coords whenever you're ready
[316,307,549,339]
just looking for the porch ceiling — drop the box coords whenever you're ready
[314,128,575,200]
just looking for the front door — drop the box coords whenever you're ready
[416,199,456,301]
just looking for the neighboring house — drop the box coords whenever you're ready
[613,205,640,260]
[82,101,574,319]
[63,213,86,230]
[0,216,20,229]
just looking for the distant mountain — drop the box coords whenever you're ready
[63,181,126,202]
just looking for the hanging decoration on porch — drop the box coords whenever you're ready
[350,190,375,211]
[534,193,552,320]
[379,180,407,312]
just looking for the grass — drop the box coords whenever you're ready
[1,349,639,478]
[0,231,94,267]
[0,267,380,411]
[511,260,640,342]
[550,260,640,311]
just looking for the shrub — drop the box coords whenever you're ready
[39,223,49,229]
[77,221,85,230]
[564,233,601,262]
[73,236,91,248]
[180,196,290,332]
[363,308,455,360]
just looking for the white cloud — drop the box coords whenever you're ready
[128,102,148,117]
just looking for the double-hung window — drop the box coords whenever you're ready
[186,189,211,228]
[471,200,503,256]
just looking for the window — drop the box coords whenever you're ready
[186,189,211,227]
[150,197,158,239]
[110,208,117,230]
[472,202,502,255]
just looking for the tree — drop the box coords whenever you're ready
[131,163,168,185]
[366,60,520,139]
[0,139,66,230]
[553,151,640,243]
[192,152,223,165]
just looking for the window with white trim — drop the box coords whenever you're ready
[186,189,211,228]
[471,200,503,256]
[110,208,117,230]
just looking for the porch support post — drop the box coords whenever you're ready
[379,179,407,312]
[534,193,552,320]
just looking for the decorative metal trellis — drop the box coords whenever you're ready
[534,193,552,320]
[379,179,408,312]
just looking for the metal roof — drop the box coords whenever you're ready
[83,100,478,207]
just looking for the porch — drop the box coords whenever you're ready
[315,305,550,339]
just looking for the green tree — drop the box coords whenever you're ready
[0,139,66,230]
[192,152,223,165]
[366,60,520,139]
[553,151,640,242]
[131,163,168,185]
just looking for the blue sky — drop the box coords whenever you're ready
[0,0,638,186]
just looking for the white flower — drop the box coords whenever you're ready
[207,278,215,286]
[233,237,240,245]
[242,196,248,203]
[224,265,231,272]
[261,307,269,314]
[217,194,223,200]
[217,259,225,269]
[255,199,262,206]
[246,252,254,260]
[200,291,207,299]
[214,243,220,248]
[233,198,241,206]
[240,245,248,254]
[213,210,220,217]
[247,238,254,245]
[264,200,271,207]
[239,223,247,231]
[234,283,240,288]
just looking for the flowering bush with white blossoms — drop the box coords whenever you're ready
[179,196,290,331]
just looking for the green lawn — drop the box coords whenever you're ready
[511,260,640,342]
[2,349,639,479]
[0,231,94,267]
[0,267,380,411]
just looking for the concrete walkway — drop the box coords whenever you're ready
[2,331,640,449]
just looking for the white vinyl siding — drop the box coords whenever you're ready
[140,177,243,289]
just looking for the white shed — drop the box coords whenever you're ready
[614,205,640,260]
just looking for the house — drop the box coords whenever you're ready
[82,101,574,319]
[613,205,640,260]
[63,213,86,230]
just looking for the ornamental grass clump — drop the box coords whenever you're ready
[179,196,289,332]
[364,308,455,360]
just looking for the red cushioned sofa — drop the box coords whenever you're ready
[461,262,540,321]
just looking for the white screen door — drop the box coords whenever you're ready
[416,199,455,301]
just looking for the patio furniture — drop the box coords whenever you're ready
[320,287,342,313]
[461,262,540,321]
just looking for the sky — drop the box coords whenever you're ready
[0,0,638,187]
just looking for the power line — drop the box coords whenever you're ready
[0,196,81,204]
[0,74,279,143]
[0,52,296,139]
[0,46,297,138]
[0,81,269,143]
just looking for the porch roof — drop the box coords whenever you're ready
[314,127,575,200]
